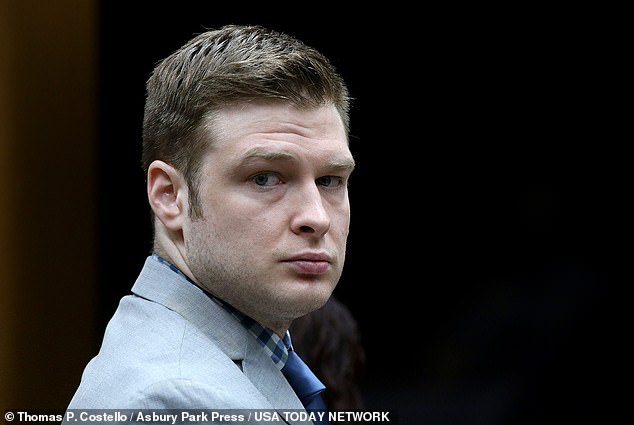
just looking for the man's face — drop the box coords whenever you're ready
[183,102,354,334]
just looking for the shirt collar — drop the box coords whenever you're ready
[151,253,291,369]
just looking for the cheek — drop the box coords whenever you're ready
[207,208,280,246]
[333,209,351,234]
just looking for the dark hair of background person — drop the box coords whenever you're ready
[290,296,366,413]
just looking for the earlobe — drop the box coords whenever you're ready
[147,160,186,231]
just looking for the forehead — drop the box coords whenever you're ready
[210,102,348,151]
[197,102,355,179]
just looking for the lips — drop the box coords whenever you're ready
[283,252,332,274]
[287,252,331,262]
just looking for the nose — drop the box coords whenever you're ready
[290,183,331,237]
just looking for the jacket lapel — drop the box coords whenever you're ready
[132,256,311,424]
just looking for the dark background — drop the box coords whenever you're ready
[98,5,617,424]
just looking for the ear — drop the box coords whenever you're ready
[147,160,187,231]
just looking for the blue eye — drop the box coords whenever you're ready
[316,176,344,188]
[252,173,281,186]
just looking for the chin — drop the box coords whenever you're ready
[278,279,334,316]
[296,291,332,317]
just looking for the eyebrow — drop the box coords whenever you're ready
[239,146,356,171]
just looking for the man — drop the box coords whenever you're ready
[64,24,355,423]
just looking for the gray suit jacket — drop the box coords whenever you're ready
[65,255,311,423]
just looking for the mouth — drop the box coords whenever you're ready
[283,252,332,275]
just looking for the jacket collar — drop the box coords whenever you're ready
[131,256,306,418]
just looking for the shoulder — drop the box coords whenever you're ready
[67,294,254,409]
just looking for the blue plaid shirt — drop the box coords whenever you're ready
[152,253,292,370]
